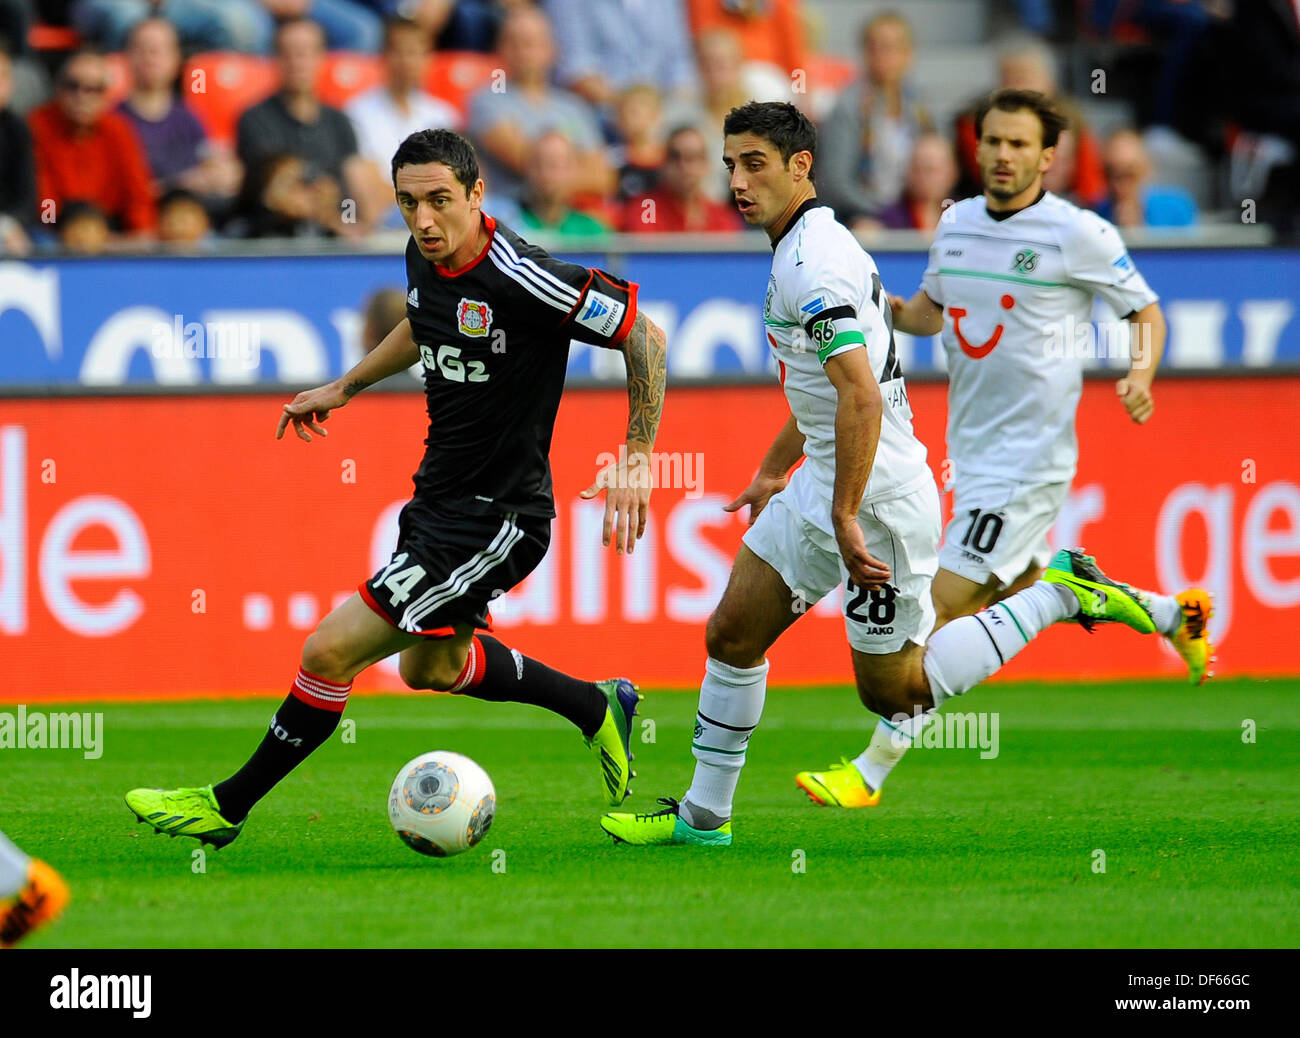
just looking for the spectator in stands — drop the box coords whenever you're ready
[57,198,112,253]
[236,18,371,235]
[1219,0,1300,236]
[671,28,789,202]
[622,124,741,234]
[685,0,807,80]
[347,15,460,226]
[74,0,274,52]
[610,84,666,202]
[0,46,34,255]
[76,0,382,54]
[118,18,241,205]
[819,12,933,230]
[29,49,157,237]
[868,131,960,233]
[1097,128,1198,228]
[514,130,608,240]
[359,0,524,52]
[157,185,215,245]
[229,151,347,237]
[954,36,1106,208]
[543,0,698,111]
[359,285,407,355]
[467,6,612,202]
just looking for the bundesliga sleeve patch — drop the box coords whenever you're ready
[803,304,865,364]
[573,290,626,339]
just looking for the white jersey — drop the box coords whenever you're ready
[764,202,931,503]
[922,191,1158,484]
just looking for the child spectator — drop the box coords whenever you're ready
[610,84,666,202]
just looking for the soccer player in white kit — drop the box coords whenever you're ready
[795,89,1215,809]
[0,829,68,946]
[600,102,1168,846]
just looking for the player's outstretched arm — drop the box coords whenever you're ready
[581,310,668,553]
[723,414,805,527]
[276,318,421,442]
[889,290,944,336]
[825,348,891,588]
[1116,301,1166,424]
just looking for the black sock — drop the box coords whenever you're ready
[213,693,343,824]
[457,635,606,737]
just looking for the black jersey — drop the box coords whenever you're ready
[403,214,638,518]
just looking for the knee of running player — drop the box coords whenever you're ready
[398,642,470,692]
[300,629,362,686]
[704,606,766,669]
[853,658,934,718]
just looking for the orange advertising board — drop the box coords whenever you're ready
[2,378,1298,701]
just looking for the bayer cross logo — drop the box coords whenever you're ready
[1012,248,1039,274]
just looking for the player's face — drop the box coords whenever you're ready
[723,132,801,231]
[976,107,1054,204]
[395,162,485,264]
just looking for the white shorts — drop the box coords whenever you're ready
[742,465,941,654]
[938,475,1070,588]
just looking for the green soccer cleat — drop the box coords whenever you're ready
[600,797,732,847]
[1043,548,1157,634]
[124,785,244,848]
[586,679,642,806]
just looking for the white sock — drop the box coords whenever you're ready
[924,580,1072,708]
[1146,592,1183,636]
[0,830,31,899]
[681,656,768,828]
[853,710,935,791]
[851,581,1074,791]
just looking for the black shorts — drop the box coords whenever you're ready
[358,500,551,636]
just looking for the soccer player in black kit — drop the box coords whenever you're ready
[125,129,668,848]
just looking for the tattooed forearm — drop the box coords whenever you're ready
[341,379,371,398]
[621,311,667,452]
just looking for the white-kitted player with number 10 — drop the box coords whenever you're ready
[601,101,1173,847]
[794,88,1215,811]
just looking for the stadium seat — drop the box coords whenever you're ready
[424,51,497,117]
[27,24,81,51]
[317,52,384,109]
[183,52,278,147]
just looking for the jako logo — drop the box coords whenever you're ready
[50,969,151,1018]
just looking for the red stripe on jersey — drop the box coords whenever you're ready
[608,276,639,346]
[434,214,497,278]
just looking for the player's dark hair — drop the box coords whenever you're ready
[391,128,480,193]
[974,88,1068,149]
[723,101,817,182]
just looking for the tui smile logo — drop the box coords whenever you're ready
[949,294,1016,359]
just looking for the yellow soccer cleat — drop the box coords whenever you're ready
[1171,588,1215,685]
[795,758,882,808]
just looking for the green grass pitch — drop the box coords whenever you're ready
[5,678,1298,948]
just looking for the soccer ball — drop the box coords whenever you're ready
[388,751,496,858]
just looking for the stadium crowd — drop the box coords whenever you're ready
[0,0,1296,256]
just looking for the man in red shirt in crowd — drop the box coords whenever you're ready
[622,125,742,233]
[28,49,156,238]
